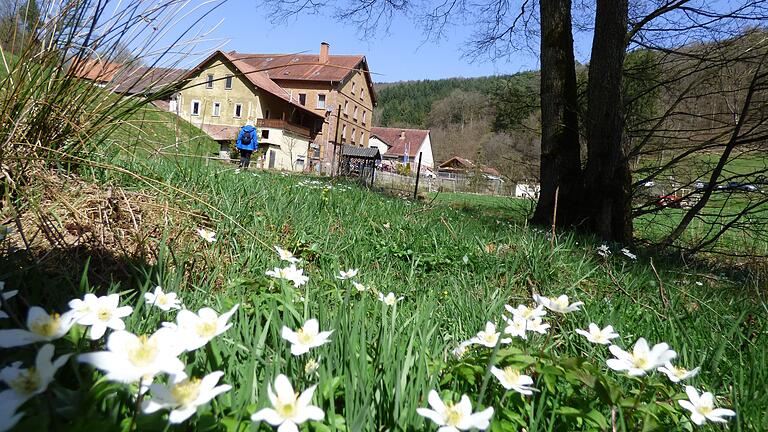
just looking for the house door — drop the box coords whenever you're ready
[268,150,276,169]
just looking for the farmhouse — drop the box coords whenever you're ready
[177,43,376,173]
[369,127,434,169]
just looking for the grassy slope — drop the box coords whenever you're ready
[111,143,768,428]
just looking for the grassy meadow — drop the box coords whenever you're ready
[2,114,767,431]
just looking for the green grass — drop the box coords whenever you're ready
[2,145,767,431]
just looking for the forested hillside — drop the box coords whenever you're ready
[373,72,540,180]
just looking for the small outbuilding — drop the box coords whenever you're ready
[339,146,381,186]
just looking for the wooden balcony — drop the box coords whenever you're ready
[256,119,311,138]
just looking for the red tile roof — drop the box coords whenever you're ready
[438,156,501,177]
[200,124,241,141]
[111,66,187,95]
[371,127,430,158]
[69,58,122,83]
[231,53,363,82]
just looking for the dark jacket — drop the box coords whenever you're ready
[236,125,258,151]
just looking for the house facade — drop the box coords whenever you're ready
[184,43,377,173]
[369,127,434,169]
[176,51,326,171]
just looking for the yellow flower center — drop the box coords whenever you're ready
[520,307,534,319]
[171,378,201,406]
[554,299,568,309]
[97,308,112,321]
[482,333,497,344]
[29,313,61,337]
[297,328,314,345]
[672,366,688,377]
[196,320,218,338]
[9,368,41,395]
[127,335,158,367]
[444,402,463,426]
[276,396,298,419]
[632,355,650,370]
[503,367,521,384]
[699,405,712,415]
[157,295,168,305]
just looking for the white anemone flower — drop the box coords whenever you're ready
[451,340,473,358]
[575,324,620,345]
[251,374,324,432]
[620,248,637,260]
[0,344,70,410]
[142,371,232,424]
[502,316,530,340]
[378,292,403,306]
[351,281,369,292]
[175,305,239,351]
[76,294,133,340]
[78,328,184,383]
[0,399,24,432]
[471,322,511,348]
[0,307,76,347]
[504,303,546,321]
[606,338,676,376]
[266,265,309,287]
[304,358,321,376]
[196,228,216,243]
[416,390,494,431]
[144,286,182,311]
[0,282,18,320]
[657,362,700,383]
[597,244,611,257]
[535,294,583,313]
[490,366,536,395]
[336,269,359,280]
[526,318,551,335]
[274,246,301,264]
[68,293,98,321]
[678,386,735,425]
[281,319,333,356]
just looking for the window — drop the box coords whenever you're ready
[314,118,324,133]
[351,81,356,95]
[362,111,367,124]
[360,131,365,143]
[351,128,356,143]
[191,100,200,116]
[212,102,221,117]
[298,93,306,106]
[265,110,270,119]
[360,88,364,100]
[225,75,233,89]
[205,74,213,89]
[234,103,242,118]
[317,94,326,109]
[341,125,347,140]
[353,106,358,120]
[343,100,348,116]
[261,130,270,139]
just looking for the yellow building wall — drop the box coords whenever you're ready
[178,58,262,128]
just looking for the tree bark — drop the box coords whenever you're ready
[582,0,631,243]
[531,0,582,227]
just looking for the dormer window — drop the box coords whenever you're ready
[205,74,213,89]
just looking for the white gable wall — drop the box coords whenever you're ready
[368,136,390,155]
[415,133,434,169]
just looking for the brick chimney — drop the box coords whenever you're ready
[320,42,330,63]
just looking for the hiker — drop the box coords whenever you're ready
[236,122,258,170]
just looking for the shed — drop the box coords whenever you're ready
[339,146,381,186]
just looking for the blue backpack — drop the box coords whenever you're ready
[241,129,253,145]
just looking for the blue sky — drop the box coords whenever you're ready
[169,0,594,82]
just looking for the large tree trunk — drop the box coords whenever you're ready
[582,0,631,243]
[531,0,582,227]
